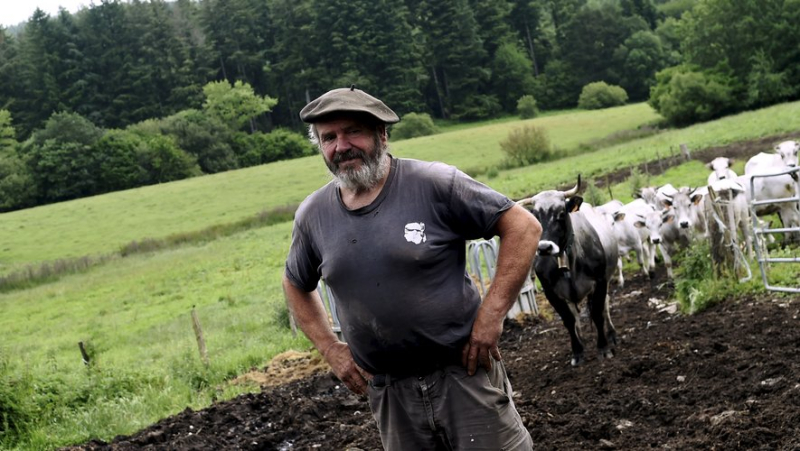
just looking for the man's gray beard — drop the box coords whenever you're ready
[327,139,390,192]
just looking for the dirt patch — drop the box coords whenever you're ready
[229,350,329,389]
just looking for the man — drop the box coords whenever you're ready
[283,85,542,450]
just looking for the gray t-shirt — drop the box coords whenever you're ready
[285,157,513,375]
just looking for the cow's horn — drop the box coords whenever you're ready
[563,174,582,198]
[516,197,533,206]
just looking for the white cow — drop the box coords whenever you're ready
[592,200,647,287]
[740,141,800,243]
[621,199,674,279]
[748,140,799,170]
[707,179,753,258]
[660,188,706,253]
[707,157,737,185]
[636,184,677,210]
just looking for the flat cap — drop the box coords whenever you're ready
[299,85,400,124]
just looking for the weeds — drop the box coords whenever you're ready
[500,125,553,168]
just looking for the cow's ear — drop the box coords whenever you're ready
[662,198,673,207]
[634,220,646,228]
[727,158,734,166]
[613,212,626,222]
[566,196,583,213]
[662,212,675,224]
[691,194,703,205]
[706,161,713,169]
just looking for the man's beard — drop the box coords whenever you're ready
[325,137,389,192]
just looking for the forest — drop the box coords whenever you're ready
[0,0,799,211]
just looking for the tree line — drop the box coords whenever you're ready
[0,0,798,212]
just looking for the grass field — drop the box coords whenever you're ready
[0,103,660,276]
[1,101,799,449]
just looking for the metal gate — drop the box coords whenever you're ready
[466,238,539,318]
[748,166,800,293]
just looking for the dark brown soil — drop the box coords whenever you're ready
[69,269,800,451]
[67,133,800,451]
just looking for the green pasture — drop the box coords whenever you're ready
[2,101,800,449]
[484,100,800,199]
[0,103,660,276]
[0,221,306,448]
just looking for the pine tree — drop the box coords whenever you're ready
[14,9,61,138]
[416,0,496,119]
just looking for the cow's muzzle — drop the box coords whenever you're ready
[537,240,560,256]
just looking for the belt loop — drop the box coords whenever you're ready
[372,373,392,387]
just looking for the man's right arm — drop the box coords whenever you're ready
[282,274,371,394]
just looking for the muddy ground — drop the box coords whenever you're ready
[72,270,800,451]
[70,134,800,450]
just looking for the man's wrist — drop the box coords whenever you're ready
[321,340,341,359]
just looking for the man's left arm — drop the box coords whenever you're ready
[462,203,541,375]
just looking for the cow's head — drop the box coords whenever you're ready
[520,177,582,257]
[662,188,702,229]
[775,140,799,168]
[706,157,734,181]
[632,208,664,245]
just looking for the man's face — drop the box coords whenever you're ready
[315,116,389,192]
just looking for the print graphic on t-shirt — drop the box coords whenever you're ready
[404,222,426,244]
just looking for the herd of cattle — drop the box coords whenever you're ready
[516,139,800,366]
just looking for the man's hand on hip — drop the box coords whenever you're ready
[324,342,373,395]
[461,307,504,376]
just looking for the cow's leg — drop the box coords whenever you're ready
[589,281,616,360]
[615,257,624,288]
[644,242,656,280]
[634,240,648,279]
[658,243,673,279]
[741,215,754,259]
[543,287,584,366]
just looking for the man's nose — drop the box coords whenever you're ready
[334,134,352,151]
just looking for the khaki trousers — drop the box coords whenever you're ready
[367,360,532,451]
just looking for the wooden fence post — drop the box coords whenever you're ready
[78,341,91,366]
[680,143,691,161]
[191,307,209,366]
[705,189,735,278]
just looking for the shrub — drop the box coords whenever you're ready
[136,135,201,184]
[391,113,439,140]
[516,95,539,119]
[499,125,552,168]
[648,66,735,126]
[578,82,629,110]
[92,130,148,193]
[236,129,314,167]
[154,110,238,174]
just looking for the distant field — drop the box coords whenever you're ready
[483,101,800,199]
[0,103,660,274]
[2,101,799,449]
